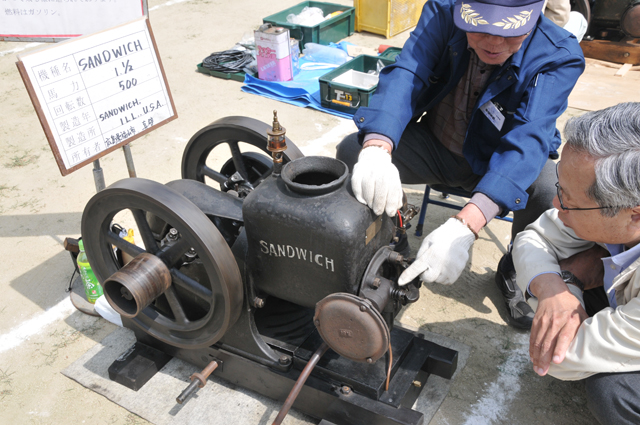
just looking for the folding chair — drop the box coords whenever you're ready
[414,184,513,236]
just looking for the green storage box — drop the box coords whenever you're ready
[319,54,394,114]
[263,1,355,51]
[379,46,402,61]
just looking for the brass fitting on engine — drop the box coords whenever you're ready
[267,110,287,175]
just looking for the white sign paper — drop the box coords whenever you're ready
[1,0,147,41]
[17,17,176,175]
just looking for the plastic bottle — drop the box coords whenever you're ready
[121,228,136,265]
[286,6,325,26]
[77,239,103,304]
[302,43,350,65]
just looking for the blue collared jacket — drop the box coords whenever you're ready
[353,0,585,212]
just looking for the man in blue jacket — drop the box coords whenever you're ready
[336,0,585,329]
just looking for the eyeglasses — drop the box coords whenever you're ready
[555,163,618,211]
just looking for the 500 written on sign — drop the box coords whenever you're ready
[119,78,137,90]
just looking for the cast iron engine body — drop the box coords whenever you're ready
[243,155,394,308]
[80,114,458,425]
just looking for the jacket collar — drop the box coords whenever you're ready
[507,19,537,71]
[610,255,640,291]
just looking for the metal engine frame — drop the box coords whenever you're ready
[81,115,459,425]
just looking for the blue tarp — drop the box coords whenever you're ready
[241,43,358,119]
[241,59,351,119]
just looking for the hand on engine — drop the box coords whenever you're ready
[398,217,476,285]
[351,144,403,217]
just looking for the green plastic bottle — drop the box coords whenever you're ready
[77,239,103,304]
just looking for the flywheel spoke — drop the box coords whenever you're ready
[106,229,145,257]
[131,208,159,254]
[157,237,191,268]
[229,141,251,182]
[171,268,212,301]
[163,286,190,325]
[202,164,228,184]
[83,159,243,348]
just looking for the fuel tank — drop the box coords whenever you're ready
[241,156,395,308]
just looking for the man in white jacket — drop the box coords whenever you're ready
[512,102,640,424]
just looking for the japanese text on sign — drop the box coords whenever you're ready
[1,0,147,41]
[17,17,176,175]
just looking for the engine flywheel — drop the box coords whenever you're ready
[81,178,243,349]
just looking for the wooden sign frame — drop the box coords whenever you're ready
[16,17,177,176]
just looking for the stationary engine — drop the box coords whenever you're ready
[80,113,457,425]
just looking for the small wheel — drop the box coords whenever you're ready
[181,116,304,193]
[81,178,243,349]
[570,0,591,30]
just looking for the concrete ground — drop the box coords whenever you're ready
[1,1,637,424]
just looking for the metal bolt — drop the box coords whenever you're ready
[389,251,404,264]
[360,305,367,312]
[366,357,373,364]
[120,287,133,301]
[341,385,351,395]
[412,380,422,388]
[253,297,265,308]
[371,277,381,289]
[624,52,630,57]
[279,355,291,365]
[167,228,179,240]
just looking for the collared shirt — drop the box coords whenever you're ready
[602,242,640,308]
[425,49,496,157]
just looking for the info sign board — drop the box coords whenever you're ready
[1,0,148,42]
[16,17,177,176]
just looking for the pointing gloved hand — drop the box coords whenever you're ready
[398,217,477,286]
[351,146,403,217]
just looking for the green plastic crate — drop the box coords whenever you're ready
[379,46,402,61]
[319,54,394,114]
[263,1,355,51]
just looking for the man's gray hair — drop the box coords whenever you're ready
[564,102,640,217]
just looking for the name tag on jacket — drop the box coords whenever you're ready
[480,101,505,131]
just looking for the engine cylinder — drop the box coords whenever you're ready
[242,156,395,308]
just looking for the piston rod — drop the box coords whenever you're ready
[272,342,329,425]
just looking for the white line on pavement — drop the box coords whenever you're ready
[0,42,43,57]
[149,0,192,12]
[463,333,530,424]
[0,297,76,355]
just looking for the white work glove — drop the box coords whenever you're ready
[351,146,403,217]
[398,218,476,286]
